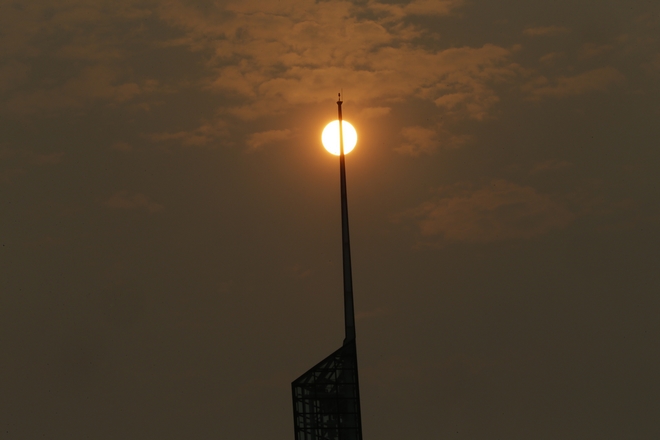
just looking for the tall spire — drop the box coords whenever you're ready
[291,95,363,440]
[337,92,356,344]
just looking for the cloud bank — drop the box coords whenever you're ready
[406,180,574,243]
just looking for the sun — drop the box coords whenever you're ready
[322,120,357,156]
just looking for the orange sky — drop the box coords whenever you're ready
[1,1,659,439]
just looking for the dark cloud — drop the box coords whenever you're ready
[147,119,228,147]
[404,180,574,243]
[523,25,571,37]
[524,67,625,100]
[246,129,293,151]
[396,126,438,156]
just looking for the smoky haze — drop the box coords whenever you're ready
[1,1,659,439]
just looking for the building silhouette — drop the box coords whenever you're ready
[291,95,363,440]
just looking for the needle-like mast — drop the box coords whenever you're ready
[337,93,356,344]
[291,95,363,440]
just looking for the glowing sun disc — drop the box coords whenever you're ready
[322,120,357,156]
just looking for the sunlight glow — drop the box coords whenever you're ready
[322,120,357,155]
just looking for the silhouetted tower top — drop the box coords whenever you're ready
[337,92,356,344]
[291,94,363,440]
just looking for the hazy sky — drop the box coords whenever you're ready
[1,1,659,439]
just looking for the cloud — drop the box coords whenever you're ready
[159,0,516,120]
[403,180,574,242]
[539,52,564,65]
[104,191,163,213]
[0,0,520,134]
[3,65,141,114]
[395,125,472,156]
[524,67,625,100]
[147,120,228,147]
[370,0,464,18]
[0,0,153,58]
[403,0,463,15]
[246,129,292,151]
[395,126,437,156]
[523,26,570,37]
[358,106,391,119]
[578,43,615,59]
[0,1,159,114]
